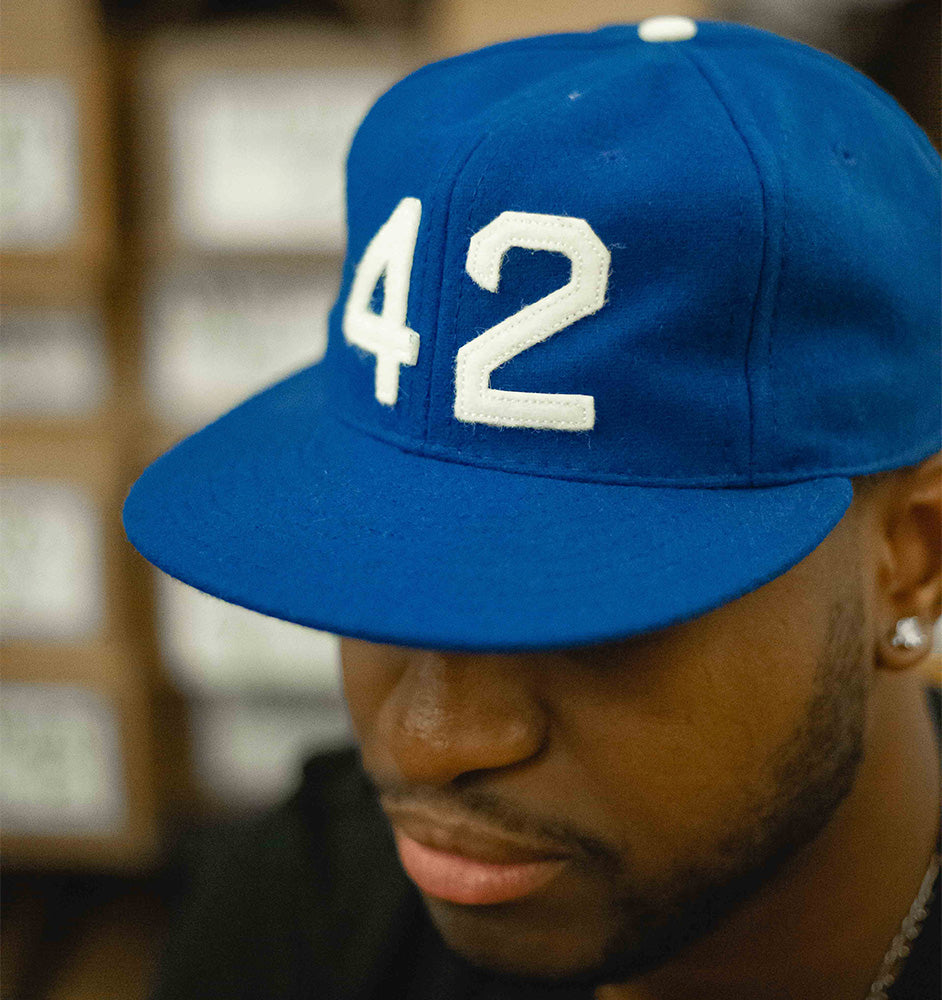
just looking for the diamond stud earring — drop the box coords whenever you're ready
[890,617,927,651]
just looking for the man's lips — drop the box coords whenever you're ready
[383,802,571,905]
[393,832,568,905]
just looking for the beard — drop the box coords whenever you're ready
[435,589,870,992]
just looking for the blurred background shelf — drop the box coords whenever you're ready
[1,0,938,996]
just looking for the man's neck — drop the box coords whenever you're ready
[597,672,941,1000]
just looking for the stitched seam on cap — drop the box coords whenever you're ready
[443,79,588,440]
[748,38,940,174]
[417,132,492,443]
[679,47,779,487]
[443,51,682,448]
[324,407,906,488]
[700,23,939,172]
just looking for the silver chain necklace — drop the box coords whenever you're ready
[864,851,939,1000]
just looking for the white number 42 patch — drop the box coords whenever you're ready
[342,196,610,431]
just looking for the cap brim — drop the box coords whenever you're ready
[123,364,853,652]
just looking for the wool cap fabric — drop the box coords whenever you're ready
[124,18,941,651]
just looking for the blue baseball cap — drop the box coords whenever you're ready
[123,18,941,652]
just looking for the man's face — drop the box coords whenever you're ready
[340,509,873,986]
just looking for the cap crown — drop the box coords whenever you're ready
[322,20,941,487]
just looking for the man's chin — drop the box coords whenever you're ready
[423,896,636,990]
[439,934,613,992]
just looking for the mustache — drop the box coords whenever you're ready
[367,775,619,869]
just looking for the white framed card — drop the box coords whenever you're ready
[168,68,397,251]
[0,78,80,250]
[0,308,109,417]
[0,478,104,641]
[145,263,337,429]
[0,682,126,835]
[155,573,342,697]
[189,696,353,808]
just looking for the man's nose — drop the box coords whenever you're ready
[375,649,548,786]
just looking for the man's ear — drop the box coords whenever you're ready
[872,452,941,672]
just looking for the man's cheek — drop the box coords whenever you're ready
[340,659,390,738]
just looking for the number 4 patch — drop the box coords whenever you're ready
[342,197,610,430]
[342,197,422,406]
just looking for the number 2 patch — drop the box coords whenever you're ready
[342,197,610,430]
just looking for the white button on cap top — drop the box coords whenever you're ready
[637,16,698,42]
